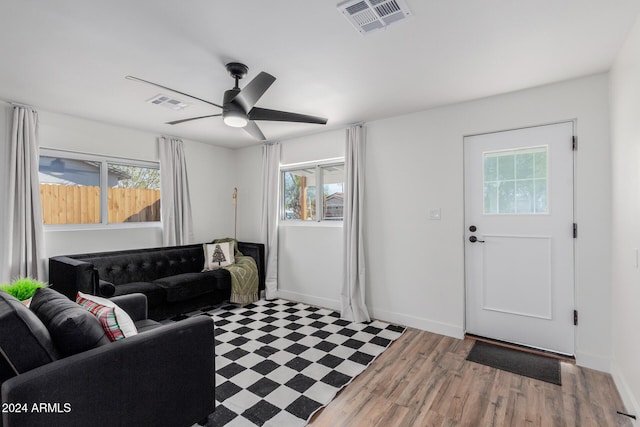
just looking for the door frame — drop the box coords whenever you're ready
[462,120,577,355]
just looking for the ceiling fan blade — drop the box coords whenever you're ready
[165,114,222,125]
[249,107,327,125]
[235,72,276,111]
[243,121,266,141]
[125,75,223,109]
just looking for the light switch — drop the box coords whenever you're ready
[429,208,441,220]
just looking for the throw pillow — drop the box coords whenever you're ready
[30,288,111,357]
[76,292,138,341]
[203,242,234,270]
[213,237,240,255]
[0,290,58,382]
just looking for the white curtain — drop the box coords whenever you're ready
[260,142,280,300]
[341,125,371,323]
[6,106,45,280]
[158,136,193,246]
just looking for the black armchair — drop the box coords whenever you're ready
[1,292,215,427]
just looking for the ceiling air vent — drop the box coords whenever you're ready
[338,0,412,34]
[146,94,190,111]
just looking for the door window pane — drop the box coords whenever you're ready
[483,146,548,214]
[484,182,498,214]
[484,156,497,181]
[534,151,547,178]
[516,153,534,179]
[535,178,548,212]
[498,181,515,214]
[516,179,534,212]
[497,155,515,180]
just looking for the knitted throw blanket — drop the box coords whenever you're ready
[224,255,259,305]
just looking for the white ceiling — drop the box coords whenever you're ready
[0,1,638,148]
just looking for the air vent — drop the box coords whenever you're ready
[146,94,190,111]
[338,0,412,34]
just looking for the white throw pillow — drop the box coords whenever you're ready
[203,242,234,270]
[76,292,138,340]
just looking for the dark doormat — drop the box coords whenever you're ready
[466,341,561,385]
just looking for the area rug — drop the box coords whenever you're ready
[204,299,405,426]
[466,341,561,385]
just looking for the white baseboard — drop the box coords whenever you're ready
[274,289,341,312]
[574,351,611,372]
[611,363,640,426]
[368,307,464,339]
[273,289,464,340]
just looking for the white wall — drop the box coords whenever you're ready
[274,129,346,308]
[233,144,263,243]
[366,75,611,371]
[0,106,237,280]
[610,13,640,421]
[238,74,612,372]
[0,103,12,281]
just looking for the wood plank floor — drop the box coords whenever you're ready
[308,328,632,427]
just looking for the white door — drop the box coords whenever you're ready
[464,122,575,355]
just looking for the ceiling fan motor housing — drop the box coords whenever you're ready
[222,88,248,127]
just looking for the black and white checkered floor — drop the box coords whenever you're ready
[201,299,405,427]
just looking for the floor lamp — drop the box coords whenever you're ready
[232,187,238,240]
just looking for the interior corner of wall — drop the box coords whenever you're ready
[611,362,640,424]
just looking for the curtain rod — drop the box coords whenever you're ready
[159,135,184,141]
[10,101,37,110]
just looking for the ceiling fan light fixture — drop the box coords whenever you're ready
[223,110,248,128]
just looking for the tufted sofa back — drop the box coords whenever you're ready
[74,244,204,285]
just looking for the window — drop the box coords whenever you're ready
[281,162,344,221]
[38,150,160,225]
[483,146,548,214]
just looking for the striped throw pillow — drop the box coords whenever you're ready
[76,292,138,341]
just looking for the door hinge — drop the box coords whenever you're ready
[573,223,578,238]
[572,136,577,150]
[574,310,578,326]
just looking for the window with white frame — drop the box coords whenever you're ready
[281,161,344,221]
[38,149,160,226]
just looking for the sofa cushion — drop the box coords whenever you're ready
[76,292,138,341]
[153,270,229,302]
[0,291,58,383]
[112,282,165,308]
[200,269,233,290]
[30,288,111,357]
[134,318,163,333]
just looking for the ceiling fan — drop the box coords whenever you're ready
[126,62,328,141]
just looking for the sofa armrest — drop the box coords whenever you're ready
[1,316,215,427]
[110,293,148,322]
[48,257,96,300]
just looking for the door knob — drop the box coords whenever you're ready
[469,235,485,243]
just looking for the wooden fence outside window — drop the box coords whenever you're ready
[40,184,160,224]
